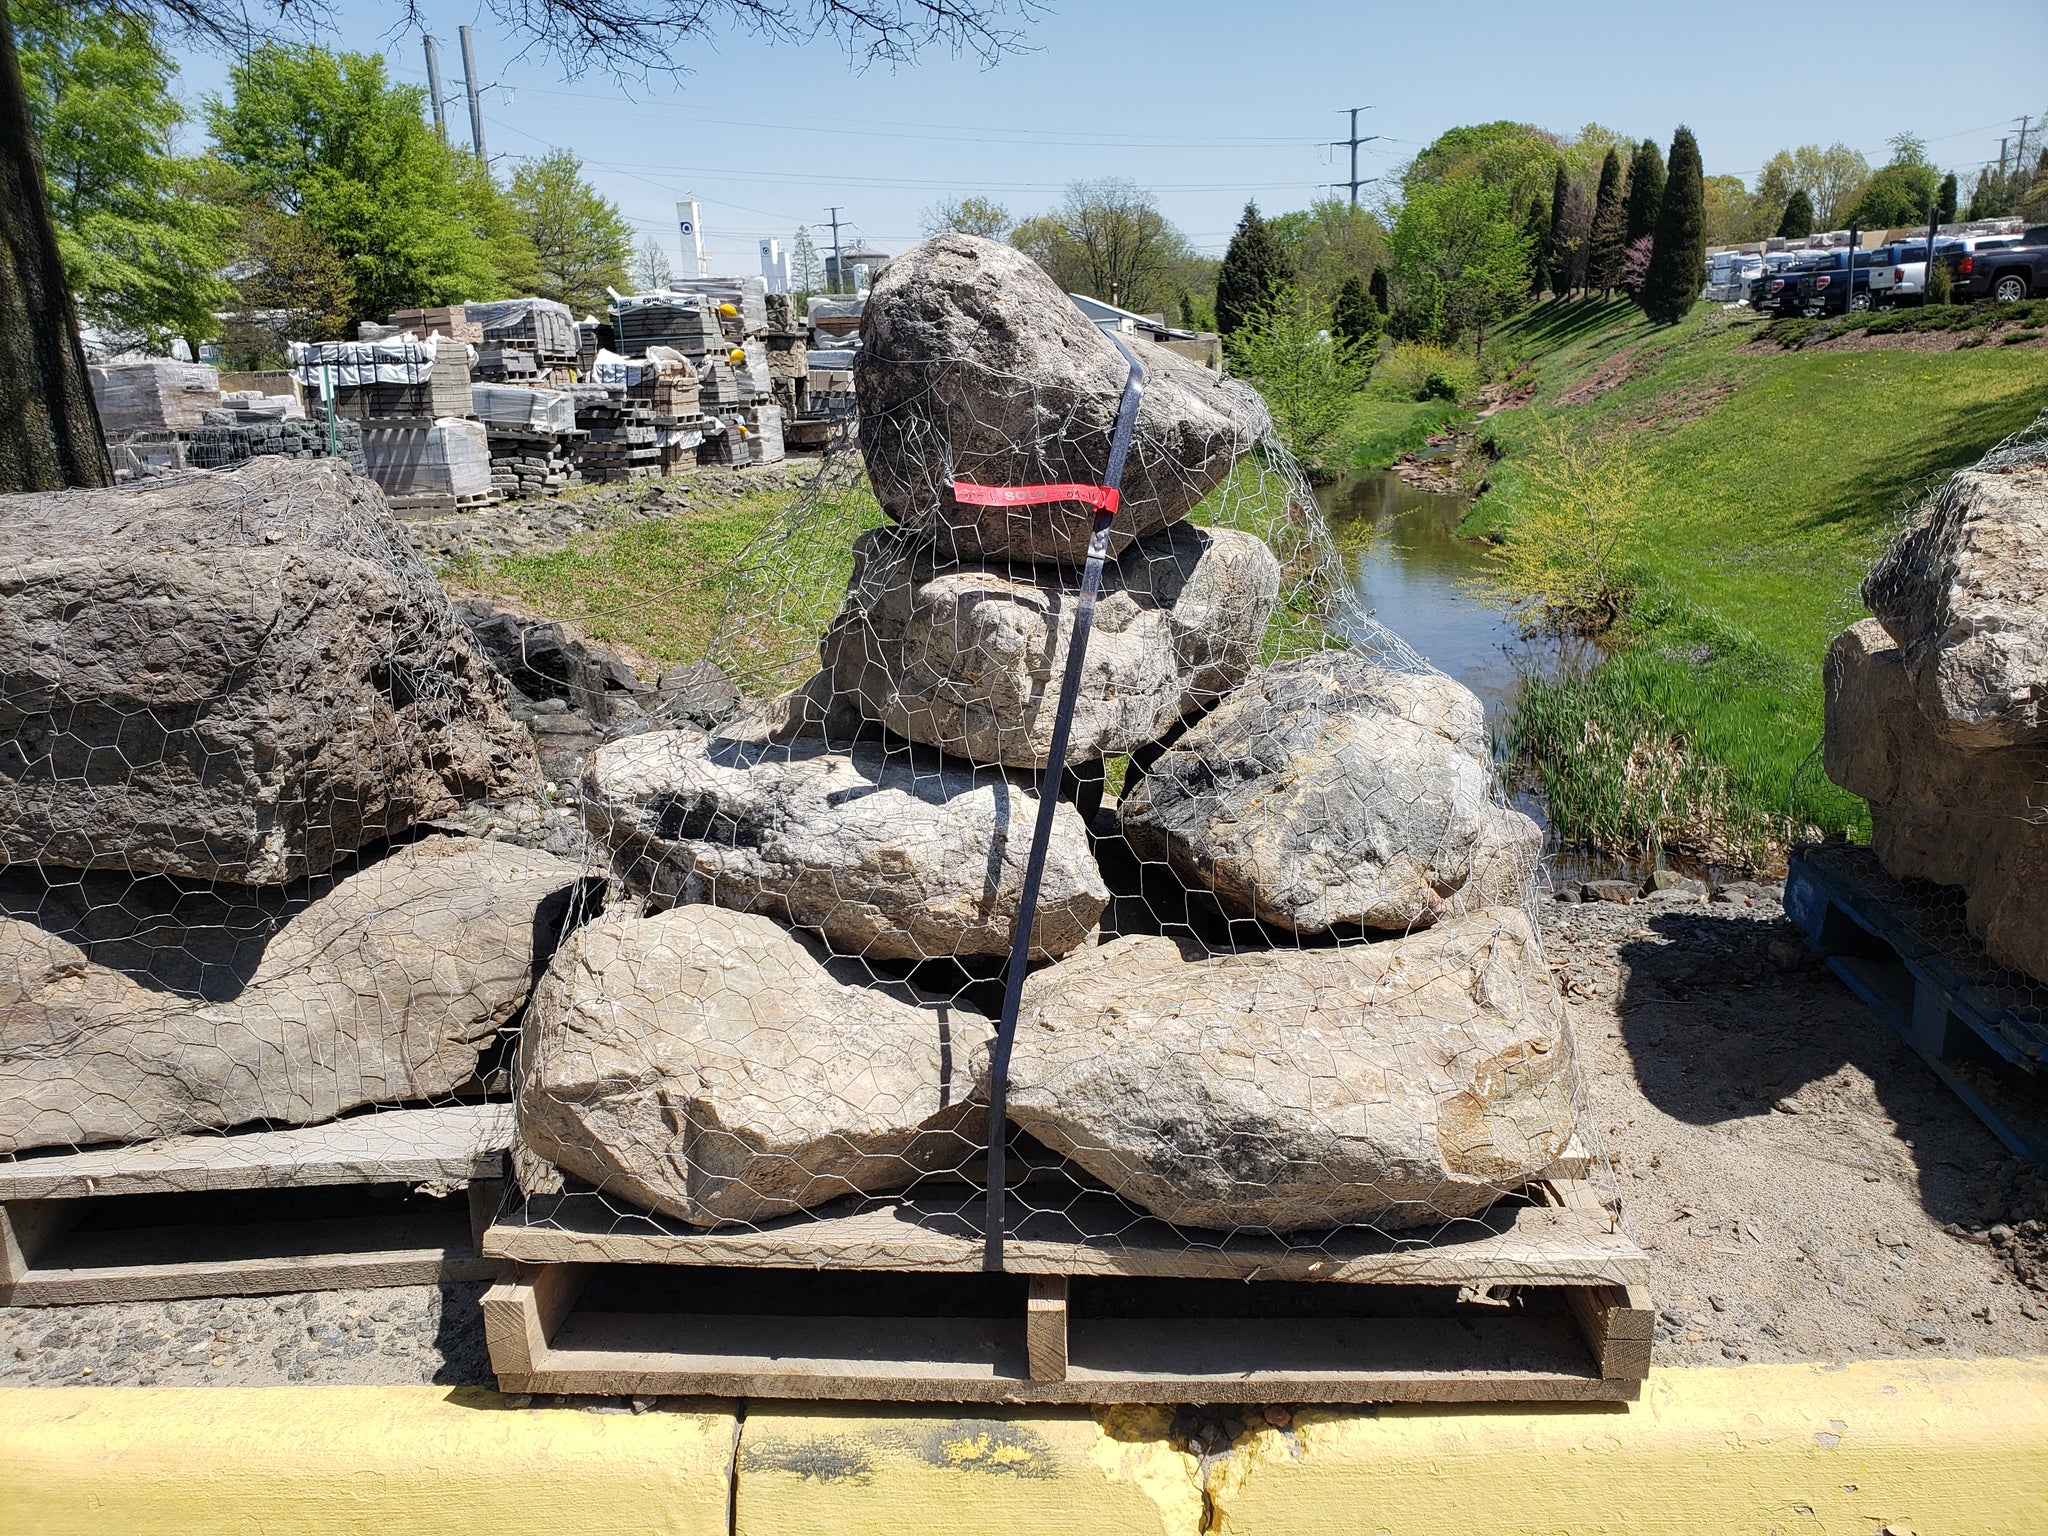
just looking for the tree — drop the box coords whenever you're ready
[1212,200,1293,335]
[509,148,631,312]
[1331,272,1380,348]
[1368,266,1389,314]
[1523,193,1552,299]
[1388,175,1530,351]
[789,226,822,298]
[1268,197,1387,315]
[1701,174,1758,246]
[1754,142,1869,229]
[1777,189,1815,239]
[1935,172,1958,227]
[206,44,511,323]
[1618,235,1654,303]
[1545,159,1571,296]
[218,204,354,368]
[1224,291,1372,475]
[631,235,672,291]
[2,0,1038,494]
[1555,177,1592,297]
[1640,125,1706,325]
[1405,120,1570,218]
[1846,137,1938,230]
[1586,148,1627,297]
[1623,138,1665,245]
[921,195,1011,238]
[15,0,232,352]
[1010,179,1188,313]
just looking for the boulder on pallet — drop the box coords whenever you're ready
[581,727,1107,961]
[516,905,989,1226]
[0,835,586,1154]
[856,234,1270,566]
[0,458,540,884]
[1120,650,1542,934]
[822,521,1281,769]
[993,906,1577,1233]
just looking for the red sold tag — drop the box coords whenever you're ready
[950,480,1120,514]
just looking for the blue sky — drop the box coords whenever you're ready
[167,1,2048,271]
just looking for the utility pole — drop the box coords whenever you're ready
[825,206,846,295]
[459,25,487,163]
[1330,106,1379,206]
[422,36,449,145]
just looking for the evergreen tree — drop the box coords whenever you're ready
[1331,272,1380,347]
[1368,266,1389,314]
[1640,125,1707,325]
[1777,189,1814,239]
[1214,201,1293,335]
[1586,148,1627,296]
[1623,138,1665,245]
[1523,193,1552,299]
[1546,159,1571,295]
[1935,172,1958,227]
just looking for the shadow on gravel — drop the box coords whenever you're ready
[430,1281,497,1387]
[1611,907,2012,1232]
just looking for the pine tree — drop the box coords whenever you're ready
[1214,201,1293,335]
[1546,160,1571,296]
[1935,172,1958,227]
[1331,272,1380,347]
[1368,266,1389,314]
[1586,148,1627,297]
[1523,193,1552,299]
[1641,126,1707,325]
[1777,189,1814,239]
[1624,138,1665,245]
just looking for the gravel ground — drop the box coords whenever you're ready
[4,884,2043,1390]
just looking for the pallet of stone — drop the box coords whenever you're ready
[480,1163,1649,1405]
[616,299,726,357]
[88,360,222,435]
[384,488,500,518]
[665,275,768,336]
[1787,842,2048,1162]
[466,298,578,364]
[389,305,485,344]
[0,1105,511,1306]
[474,344,541,381]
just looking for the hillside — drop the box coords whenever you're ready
[1463,297,2048,869]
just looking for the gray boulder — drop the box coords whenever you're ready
[823,522,1281,769]
[517,906,988,1226]
[993,907,1577,1233]
[582,728,1107,961]
[856,234,1271,566]
[1120,651,1541,933]
[0,458,539,884]
[1825,618,2047,983]
[0,835,585,1153]
[1863,455,2048,750]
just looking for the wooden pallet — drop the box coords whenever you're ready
[1787,843,2047,1161]
[480,1168,1650,1405]
[0,1104,511,1306]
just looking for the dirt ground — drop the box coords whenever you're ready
[4,886,2043,1391]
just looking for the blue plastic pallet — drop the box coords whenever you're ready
[1786,843,2047,1163]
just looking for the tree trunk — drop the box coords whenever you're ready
[0,0,111,493]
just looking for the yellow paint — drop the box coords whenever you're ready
[0,1387,736,1536]
[3,1359,2045,1536]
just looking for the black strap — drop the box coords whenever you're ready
[983,336,1145,1269]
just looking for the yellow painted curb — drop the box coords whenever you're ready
[0,1386,738,1536]
[3,1359,2045,1536]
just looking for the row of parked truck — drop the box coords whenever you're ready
[1736,226,2048,317]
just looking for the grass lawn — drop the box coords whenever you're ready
[1472,298,2046,868]
[1337,394,1469,469]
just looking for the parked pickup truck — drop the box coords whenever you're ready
[1949,227,2048,303]
[1868,240,1963,306]
[1753,252,1841,315]
[1790,248,1883,316]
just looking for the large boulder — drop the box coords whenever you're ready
[1120,651,1541,933]
[582,728,1107,961]
[0,835,585,1153]
[856,234,1271,566]
[1825,618,2047,982]
[1863,455,2048,751]
[516,906,989,1226]
[823,522,1281,769]
[0,458,539,884]
[992,907,1577,1233]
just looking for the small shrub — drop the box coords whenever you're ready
[1926,260,1954,305]
[1373,341,1480,402]
[1225,294,1374,474]
[1478,420,1647,633]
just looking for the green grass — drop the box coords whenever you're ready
[1473,297,2047,869]
[1763,296,2048,349]
[1335,395,1469,469]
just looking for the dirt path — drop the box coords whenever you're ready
[4,890,2042,1390]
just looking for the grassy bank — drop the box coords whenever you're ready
[1471,298,2045,870]
[1336,395,1469,469]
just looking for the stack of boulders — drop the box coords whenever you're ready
[0,457,586,1153]
[1825,445,2048,983]
[518,235,1573,1236]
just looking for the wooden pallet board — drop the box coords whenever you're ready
[1787,844,2046,1161]
[481,1170,1649,1403]
[1,1105,511,1306]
